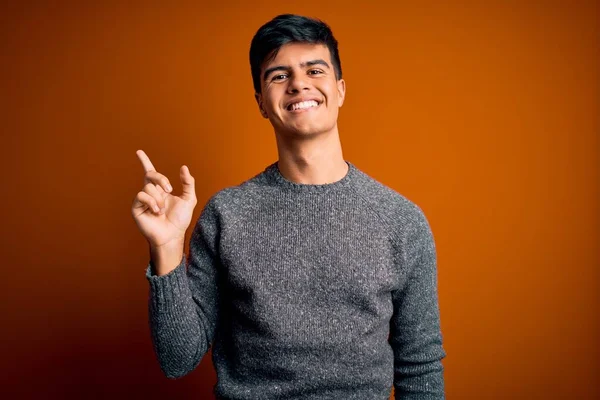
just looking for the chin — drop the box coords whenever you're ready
[286,122,334,137]
[271,117,336,138]
[287,128,326,139]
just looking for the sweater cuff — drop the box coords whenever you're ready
[145,254,190,308]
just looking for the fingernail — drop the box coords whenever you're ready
[166,184,172,192]
[153,205,159,213]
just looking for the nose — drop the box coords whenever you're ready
[286,73,310,94]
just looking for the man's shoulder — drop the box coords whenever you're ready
[351,165,434,250]
[202,164,273,211]
[352,163,426,225]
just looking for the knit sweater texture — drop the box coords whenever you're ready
[145,160,446,399]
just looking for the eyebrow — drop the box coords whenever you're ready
[263,59,331,81]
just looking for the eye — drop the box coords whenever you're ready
[272,74,288,81]
[308,69,324,75]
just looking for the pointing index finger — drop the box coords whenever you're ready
[136,149,156,172]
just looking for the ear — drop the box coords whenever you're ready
[336,79,346,107]
[255,93,268,119]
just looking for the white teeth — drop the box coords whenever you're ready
[290,100,319,111]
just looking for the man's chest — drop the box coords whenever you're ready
[218,209,400,311]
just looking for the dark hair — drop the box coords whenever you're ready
[249,14,342,94]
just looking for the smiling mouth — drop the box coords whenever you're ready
[287,100,321,112]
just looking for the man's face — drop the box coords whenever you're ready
[256,42,346,138]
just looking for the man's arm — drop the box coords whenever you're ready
[145,199,221,379]
[390,207,446,399]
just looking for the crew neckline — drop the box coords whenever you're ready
[265,160,358,193]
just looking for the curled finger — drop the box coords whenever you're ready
[144,170,173,193]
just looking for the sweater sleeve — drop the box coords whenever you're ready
[145,198,221,379]
[390,207,446,399]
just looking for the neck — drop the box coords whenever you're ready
[274,127,348,185]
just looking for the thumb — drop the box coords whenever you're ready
[179,165,196,201]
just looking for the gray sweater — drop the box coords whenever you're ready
[145,161,446,399]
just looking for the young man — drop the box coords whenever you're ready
[132,14,446,400]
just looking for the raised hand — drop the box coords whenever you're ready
[131,150,198,250]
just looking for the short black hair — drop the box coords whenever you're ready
[249,14,342,94]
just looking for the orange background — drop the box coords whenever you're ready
[1,1,598,399]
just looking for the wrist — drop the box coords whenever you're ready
[150,239,185,276]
